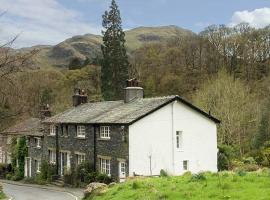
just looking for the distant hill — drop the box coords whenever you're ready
[18,25,193,68]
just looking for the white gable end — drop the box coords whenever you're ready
[128,100,218,176]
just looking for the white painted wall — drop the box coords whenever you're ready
[129,100,218,177]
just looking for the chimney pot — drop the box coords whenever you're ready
[124,78,143,103]
[73,88,88,106]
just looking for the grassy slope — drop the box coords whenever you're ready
[0,191,6,200]
[89,171,270,200]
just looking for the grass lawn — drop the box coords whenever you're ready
[0,191,6,200]
[88,170,270,200]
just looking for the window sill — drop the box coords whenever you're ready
[176,149,184,152]
[75,136,86,139]
[48,135,56,137]
[98,138,110,141]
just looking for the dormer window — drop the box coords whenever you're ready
[77,125,86,138]
[100,126,110,139]
[50,125,56,136]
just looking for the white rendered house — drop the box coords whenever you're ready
[129,97,219,176]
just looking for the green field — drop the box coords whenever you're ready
[0,192,6,200]
[87,170,270,200]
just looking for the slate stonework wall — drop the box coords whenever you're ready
[96,125,129,181]
[27,136,43,177]
[44,124,95,174]
[43,123,129,181]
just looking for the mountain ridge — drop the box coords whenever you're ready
[16,25,193,68]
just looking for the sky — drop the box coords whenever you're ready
[0,0,269,48]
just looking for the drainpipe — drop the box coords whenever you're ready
[171,101,176,174]
[93,125,97,171]
[55,125,59,176]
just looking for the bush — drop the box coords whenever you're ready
[0,164,12,178]
[5,173,12,180]
[132,181,140,189]
[160,169,168,177]
[218,145,236,171]
[237,170,247,176]
[96,173,113,184]
[75,161,94,184]
[39,161,56,182]
[190,173,206,181]
[243,157,256,165]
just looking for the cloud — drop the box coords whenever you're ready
[230,7,270,28]
[0,0,101,48]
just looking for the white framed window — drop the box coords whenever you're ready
[176,131,183,150]
[35,160,41,173]
[49,150,56,164]
[50,125,56,136]
[100,126,110,139]
[77,125,86,138]
[76,153,86,165]
[183,160,189,171]
[34,137,41,148]
[120,162,126,174]
[99,158,111,176]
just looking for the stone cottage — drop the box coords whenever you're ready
[0,105,51,178]
[43,79,220,182]
[0,118,44,177]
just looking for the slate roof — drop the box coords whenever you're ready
[2,118,43,136]
[44,95,220,124]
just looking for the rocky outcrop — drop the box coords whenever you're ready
[84,182,108,198]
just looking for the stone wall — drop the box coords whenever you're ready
[96,125,129,181]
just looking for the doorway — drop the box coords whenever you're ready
[119,161,126,182]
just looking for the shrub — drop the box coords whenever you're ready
[75,161,94,184]
[237,170,247,176]
[5,173,12,180]
[190,173,206,181]
[218,145,235,171]
[96,173,112,184]
[39,161,56,182]
[63,168,74,186]
[132,181,140,189]
[160,169,168,177]
[0,164,12,178]
[243,157,256,165]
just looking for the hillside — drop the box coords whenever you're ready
[86,171,270,200]
[18,25,192,68]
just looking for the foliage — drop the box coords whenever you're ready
[0,164,12,178]
[62,162,112,186]
[218,145,236,171]
[10,137,28,180]
[253,99,270,149]
[40,161,56,182]
[86,172,270,200]
[101,0,129,100]
[190,173,207,181]
[193,70,259,155]
[69,57,83,70]
[160,169,168,177]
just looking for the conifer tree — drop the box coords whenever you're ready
[101,0,129,100]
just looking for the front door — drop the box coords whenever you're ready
[119,161,126,182]
[60,151,70,176]
[24,157,31,177]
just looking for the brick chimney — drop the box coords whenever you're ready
[124,78,143,103]
[73,88,88,106]
[40,104,51,119]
